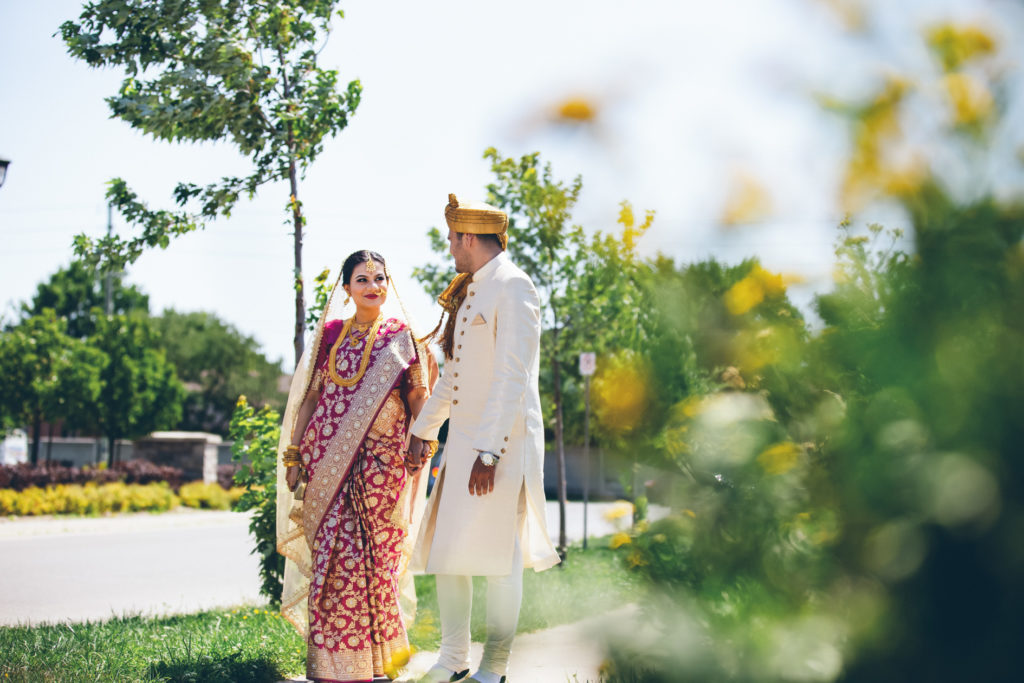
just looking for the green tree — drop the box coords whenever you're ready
[60,0,362,366]
[20,261,149,339]
[152,310,285,435]
[88,313,186,465]
[0,311,105,464]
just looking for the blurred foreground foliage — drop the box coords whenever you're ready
[600,184,1023,682]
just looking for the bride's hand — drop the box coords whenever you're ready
[286,466,300,491]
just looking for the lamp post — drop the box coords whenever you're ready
[0,159,10,188]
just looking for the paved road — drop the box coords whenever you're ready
[0,511,261,626]
[0,501,637,626]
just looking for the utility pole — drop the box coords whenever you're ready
[105,203,113,315]
[579,352,596,550]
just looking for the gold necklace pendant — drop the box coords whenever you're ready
[328,315,384,387]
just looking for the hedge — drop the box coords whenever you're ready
[0,481,246,516]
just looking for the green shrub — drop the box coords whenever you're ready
[230,396,284,605]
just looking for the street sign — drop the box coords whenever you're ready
[579,352,596,376]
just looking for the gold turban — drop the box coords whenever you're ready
[444,193,508,250]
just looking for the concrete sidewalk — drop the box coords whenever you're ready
[401,607,627,683]
[283,608,630,683]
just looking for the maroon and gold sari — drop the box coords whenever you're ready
[296,317,425,682]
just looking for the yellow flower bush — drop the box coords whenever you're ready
[0,480,243,516]
[178,482,233,510]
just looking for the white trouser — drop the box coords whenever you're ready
[435,492,526,676]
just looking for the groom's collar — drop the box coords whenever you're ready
[470,251,507,283]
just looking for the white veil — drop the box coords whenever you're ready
[275,263,434,636]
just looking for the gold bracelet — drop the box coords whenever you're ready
[283,460,303,468]
[428,440,439,457]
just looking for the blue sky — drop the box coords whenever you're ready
[1,0,1017,366]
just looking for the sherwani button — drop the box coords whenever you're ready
[454,372,459,377]
[453,399,459,405]
[504,436,509,441]
[454,386,459,391]
[462,317,467,322]
[500,448,506,453]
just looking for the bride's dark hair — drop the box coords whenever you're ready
[341,250,387,284]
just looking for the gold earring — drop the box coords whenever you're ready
[344,295,351,305]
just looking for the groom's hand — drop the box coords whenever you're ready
[405,435,427,474]
[468,456,495,496]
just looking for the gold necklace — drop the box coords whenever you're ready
[328,315,384,387]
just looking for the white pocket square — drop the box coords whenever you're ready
[471,313,487,326]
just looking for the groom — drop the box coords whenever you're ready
[405,194,559,683]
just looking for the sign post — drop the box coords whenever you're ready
[579,352,596,549]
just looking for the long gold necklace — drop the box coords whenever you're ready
[328,315,384,387]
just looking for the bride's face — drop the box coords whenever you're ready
[345,261,388,311]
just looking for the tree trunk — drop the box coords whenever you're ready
[289,160,305,368]
[282,69,306,369]
[46,422,54,464]
[29,413,42,465]
[551,328,568,556]
[106,434,116,468]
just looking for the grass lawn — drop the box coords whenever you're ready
[0,541,641,682]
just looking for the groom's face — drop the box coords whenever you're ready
[448,230,471,273]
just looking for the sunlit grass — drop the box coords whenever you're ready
[0,607,303,682]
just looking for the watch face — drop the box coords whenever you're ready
[480,452,496,466]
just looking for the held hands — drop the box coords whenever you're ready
[468,454,496,496]
[404,435,431,474]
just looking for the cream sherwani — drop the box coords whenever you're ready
[410,252,559,576]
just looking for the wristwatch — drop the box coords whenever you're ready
[478,451,500,467]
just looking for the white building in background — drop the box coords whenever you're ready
[1,429,28,465]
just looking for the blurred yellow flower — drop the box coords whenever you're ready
[881,157,928,198]
[720,169,774,226]
[663,425,690,456]
[556,96,597,123]
[757,441,803,475]
[942,72,994,126]
[383,645,411,678]
[725,276,765,315]
[724,265,786,315]
[926,23,997,72]
[680,395,704,419]
[839,76,912,211]
[610,531,632,549]
[604,500,634,521]
[592,353,651,434]
[812,0,865,32]
[684,509,696,518]
[627,549,648,568]
[617,200,655,253]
